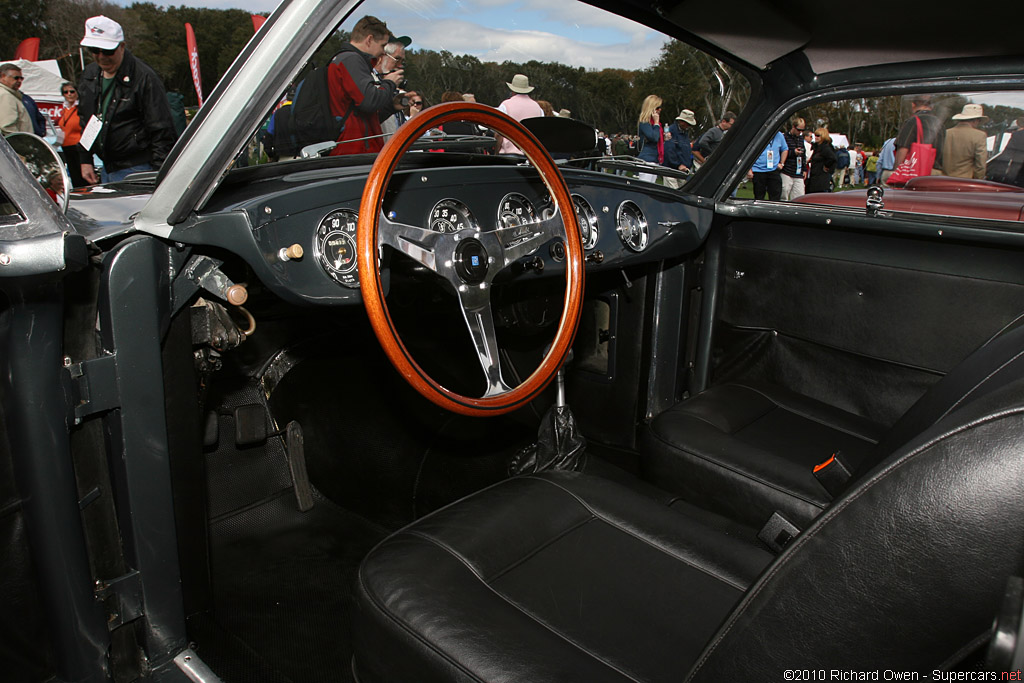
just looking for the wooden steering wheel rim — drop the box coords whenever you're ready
[358,101,585,416]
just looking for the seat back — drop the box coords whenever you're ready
[688,378,1024,677]
[869,316,1024,466]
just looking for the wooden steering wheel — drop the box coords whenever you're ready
[358,102,585,417]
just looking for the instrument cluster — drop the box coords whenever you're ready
[310,189,654,288]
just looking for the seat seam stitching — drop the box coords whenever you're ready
[943,349,1024,417]
[526,476,750,591]
[397,531,645,683]
[736,383,882,442]
[686,406,1024,680]
[486,517,596,583]
[356,562,489,683]
[645,429,828,509]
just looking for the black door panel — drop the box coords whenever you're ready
[711,221,1024,425]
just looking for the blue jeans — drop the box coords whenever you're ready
[102,163,154,183]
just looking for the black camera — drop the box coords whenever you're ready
[383,70,408,90]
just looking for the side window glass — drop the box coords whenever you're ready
[742,92,1024,221]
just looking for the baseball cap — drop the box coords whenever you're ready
[81,16,124,50]
[391,35,412,47]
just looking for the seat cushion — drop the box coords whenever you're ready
[353,471,772,683]
[640,382,885,528]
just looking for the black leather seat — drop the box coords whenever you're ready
[640,319,1024,528]
[354,380,1024,681]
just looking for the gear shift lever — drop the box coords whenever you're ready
[555,349,574,408]
[508,348,586,475]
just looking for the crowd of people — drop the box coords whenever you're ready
[614,90,1024,196]
[6,12,1024,195]
[2,14,178,188]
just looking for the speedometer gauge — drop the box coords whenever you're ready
[429,199,477,233]
[314,208,360,288]
[571,194,599,249]
[616,201,649,252]
[497,192,536,229]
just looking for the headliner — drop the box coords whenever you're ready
[609,0,1024,73]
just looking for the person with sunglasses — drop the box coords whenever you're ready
[58,82,86,188]
[780,116,808,200]
[76,15,177,184]
[0,63,32,135]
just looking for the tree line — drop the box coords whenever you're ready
[2,0,259,106]
[5,1,1020,146]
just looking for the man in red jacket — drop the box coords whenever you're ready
[328,15,406,155]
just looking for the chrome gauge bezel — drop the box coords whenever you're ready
[497,192,537,229]
[615,200,649,252]
[571,194,599,250]
[314,208,360,288]
[429,198,478,233]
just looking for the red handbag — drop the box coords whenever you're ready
[887,116,937,187]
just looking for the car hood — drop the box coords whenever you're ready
[66,182,154,242]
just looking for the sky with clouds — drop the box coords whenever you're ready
[109,0,669,71]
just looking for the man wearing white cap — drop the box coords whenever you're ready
[942,103,989,179]
[494,74,542,155]
[76,15,176,183]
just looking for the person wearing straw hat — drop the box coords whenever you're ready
[494,74,542,154]
[663,108,696,189]
[942,103,989,179]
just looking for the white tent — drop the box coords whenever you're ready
[2,59,67,124]
[829,133,850,149]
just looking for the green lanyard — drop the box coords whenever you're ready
[99,77,117,122]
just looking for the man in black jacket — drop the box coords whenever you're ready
[77,16,177,184]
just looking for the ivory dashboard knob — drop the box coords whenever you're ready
[279,244,304,261]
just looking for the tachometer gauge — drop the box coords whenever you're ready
[571,194,599,250]
[429,199,477,233]
[314,208,360,288]
[616,201,648,252]
[497,192,537,229]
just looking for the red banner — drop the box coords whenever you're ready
[185,23,203,107]
[14,38,40,61]
[251,15,267,32]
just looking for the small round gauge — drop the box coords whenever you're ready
[571,194,599,250]
[314,208,360,288]
[497,192,537,229]
[429,199,477,233]
[616,201,649,252]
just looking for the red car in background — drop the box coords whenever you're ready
[797,176,1024,221]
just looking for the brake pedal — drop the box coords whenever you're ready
[285,421,314,512]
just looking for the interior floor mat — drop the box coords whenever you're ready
[193,488,388,683]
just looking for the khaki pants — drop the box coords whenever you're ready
[781,173,805,200]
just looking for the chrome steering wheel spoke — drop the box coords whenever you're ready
[488,209,563,267]
[455,284,512,397]
[378,211,449,274]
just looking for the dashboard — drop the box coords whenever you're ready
[198,162,714,306]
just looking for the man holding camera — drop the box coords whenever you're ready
[328,15,407,155]
[378,36,415,141]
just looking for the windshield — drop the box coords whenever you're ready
[238,0,750,175]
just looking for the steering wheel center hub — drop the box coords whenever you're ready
[454,238,489,284]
